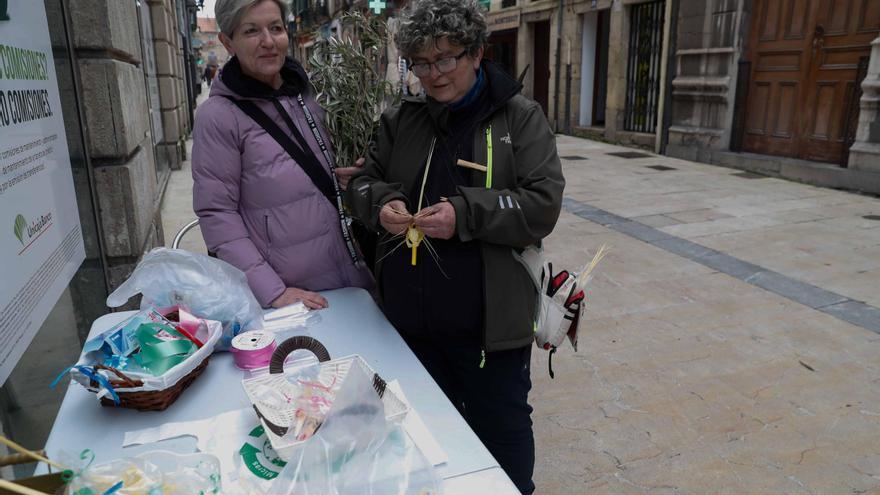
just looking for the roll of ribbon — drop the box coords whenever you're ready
[231,331,277,370]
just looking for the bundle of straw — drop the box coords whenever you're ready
[0,436,68,495]
[576,244,610,289]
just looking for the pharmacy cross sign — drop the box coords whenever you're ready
[369,0,385,14]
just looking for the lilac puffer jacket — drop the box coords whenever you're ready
[192,58,374,307]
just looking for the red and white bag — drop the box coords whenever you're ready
[518,245,608,377]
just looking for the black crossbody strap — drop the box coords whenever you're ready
[224,97,336,204]
[224,96,361,265]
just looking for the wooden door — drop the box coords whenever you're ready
[800,0,880,162]
[533,21,550,116]
[743,0,879,164]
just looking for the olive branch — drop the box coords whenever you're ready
[308,12,398,168]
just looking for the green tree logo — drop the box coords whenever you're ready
[13,214,26,244]
[0,0,9,21]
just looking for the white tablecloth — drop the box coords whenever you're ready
[44,287,518,492]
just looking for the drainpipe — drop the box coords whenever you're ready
[553,0,563,132]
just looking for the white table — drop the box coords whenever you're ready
[44,287,518,492]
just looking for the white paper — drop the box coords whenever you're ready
[388,380,449,467]
[123,407,258,481]
[263,302,310,321]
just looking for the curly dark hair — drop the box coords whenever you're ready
[395,0,489,58]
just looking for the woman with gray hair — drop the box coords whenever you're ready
[192,0,374,311]
[347,0,564,493]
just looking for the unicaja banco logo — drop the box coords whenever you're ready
[14,212,53,252]
[13,214,26,244]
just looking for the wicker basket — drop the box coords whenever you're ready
[89,358,211,411]
[72,317,222,412]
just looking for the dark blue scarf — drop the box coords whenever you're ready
[449,67,486,111]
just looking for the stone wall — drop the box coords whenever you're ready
[666,0,746,161]
[70,0,165,289]
[848,37,880,173]
[149,0,190,171]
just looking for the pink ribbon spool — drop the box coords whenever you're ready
[231,331,277,370]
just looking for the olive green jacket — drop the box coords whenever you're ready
[348,74,564,353]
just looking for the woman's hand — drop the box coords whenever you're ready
[335,157,365,191]
[414,201,456,239]
[271,287,328,310]
[380,199,412,235]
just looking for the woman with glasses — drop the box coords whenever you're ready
[192,0,374,311]
[347,0,564,492]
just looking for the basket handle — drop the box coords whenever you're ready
[92,364,143,387]
[269,336,331,374]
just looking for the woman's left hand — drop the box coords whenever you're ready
[335,157,365,191]
[414,201,456,240]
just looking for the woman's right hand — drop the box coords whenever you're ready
[271,287,328,310]
[379,200,412,235]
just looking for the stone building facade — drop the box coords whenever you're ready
[666,0,880,194]
[71,0,194,290]
[485,0,674,150]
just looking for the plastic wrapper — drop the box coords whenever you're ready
[106,247,264,351]
[61,450,221,495]
[267,363,442,495]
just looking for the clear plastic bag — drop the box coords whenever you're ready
[268,362,442,495]
[106,248,264,351]
[61,450,221,495]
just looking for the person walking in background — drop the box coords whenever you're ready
[192,0,373,310]
[202,64,217,86]
[347,0,564,492]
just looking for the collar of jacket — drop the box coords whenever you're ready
[219,55,309,99]
[417,59,523,134]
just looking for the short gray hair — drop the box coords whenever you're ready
[396,0,488,58]
[215,0,289,37]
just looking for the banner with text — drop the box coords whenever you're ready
[0,2,85,385]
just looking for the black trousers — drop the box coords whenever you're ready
[403,336,536,495]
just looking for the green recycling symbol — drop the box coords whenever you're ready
[239,425,287,480]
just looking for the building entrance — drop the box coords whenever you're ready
[580,9,610,127]
[487,28,518,78]
[532,20,551,116]
[743,0,880,164]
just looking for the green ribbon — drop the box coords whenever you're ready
[132,323,196,376]
[61,449,95,487]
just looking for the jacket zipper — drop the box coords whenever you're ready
[479,122,492,369]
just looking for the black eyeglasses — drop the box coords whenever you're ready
[409,51,469,78]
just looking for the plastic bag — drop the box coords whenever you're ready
[268,362,441,495]
[106,248,263,351]
[62,450,221,495]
